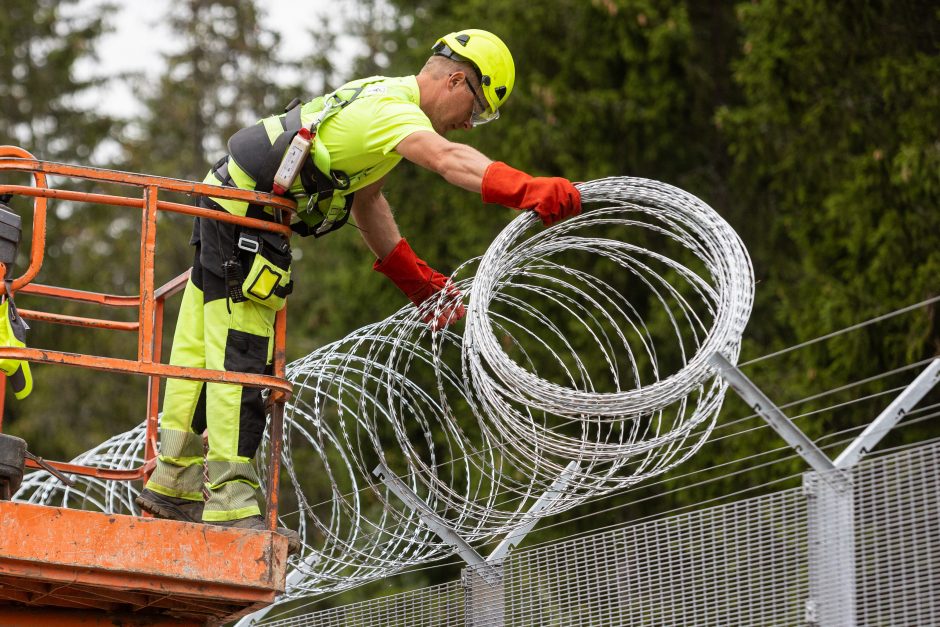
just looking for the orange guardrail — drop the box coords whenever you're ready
[0,145,296,531]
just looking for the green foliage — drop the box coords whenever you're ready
[0,0,117,161]
[1,0,309,459]
[117,0,296,180]
[0,0,130,454]
[717,0,940,410]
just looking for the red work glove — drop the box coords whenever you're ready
[373,238,466,330]
[481,161,582,226]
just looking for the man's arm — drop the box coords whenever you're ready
[351,174,466,329]
[350,176,400,260]
[395,130,581,227]
[395,131,491,192]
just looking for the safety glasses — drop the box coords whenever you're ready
[464,76,499,126]
[434,42,500,126]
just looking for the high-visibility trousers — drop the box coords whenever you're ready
[145,196,276,521]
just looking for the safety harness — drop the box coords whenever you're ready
[227,86,367,238]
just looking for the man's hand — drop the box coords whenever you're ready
[481,161,581,226]
[373,238,466,330]
[419,280,466,331]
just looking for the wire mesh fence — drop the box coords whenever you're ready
[265,438,940,626]
[482,487,808,627]
[262,581,465,627]
[853,440,940,626]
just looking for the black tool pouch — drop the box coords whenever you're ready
[236,229,293,311]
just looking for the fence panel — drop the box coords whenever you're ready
[854,442,940,626]
[273,440,940,627]
[266,580,464,627]
[498,488,807,626]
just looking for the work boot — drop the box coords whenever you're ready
[136,488,204,523]
[210,515,301,556]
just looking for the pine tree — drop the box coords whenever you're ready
[0,0,307,461]
[717,0,940,430]
[118,0,296,180]
[0,0,126,457]
[0,0,116,161]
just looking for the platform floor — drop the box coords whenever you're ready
[0,501,287,626]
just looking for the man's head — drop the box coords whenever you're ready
[416,29,515,135]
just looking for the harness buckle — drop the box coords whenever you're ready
[304,196,318,215]
[315,219,335,236]
[332,170,350,190]
[237,233,261,254]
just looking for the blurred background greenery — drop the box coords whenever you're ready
[1,0,937,612]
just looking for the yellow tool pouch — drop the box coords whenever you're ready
[0,298,32,400]
[237,229,293,311]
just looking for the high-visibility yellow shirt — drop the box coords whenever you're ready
[302,75,433,193]
[209,75,433,215]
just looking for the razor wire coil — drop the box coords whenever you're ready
[15,177,754,601]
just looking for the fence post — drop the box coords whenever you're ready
[804,471,857,627]
[462,562,505,627]
[710,351,858,625]
[708,353,849,491]
[802,357,940,627]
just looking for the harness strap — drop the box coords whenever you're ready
[288,192,355,238]
[226,86,368,237]
[285,102,302,132]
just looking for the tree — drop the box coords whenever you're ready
[303,0,940,558]
[118,0,296,180]
[0,0,116,162]
[717,0,940,436]
[1,0,310,461]
[0,0,127,457]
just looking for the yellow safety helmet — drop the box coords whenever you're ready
[432,29,515,125]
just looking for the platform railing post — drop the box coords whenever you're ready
[0,371,5,432]
[265,401,284,533]
[138,185,158,364]
[143,296,164,486]
[265,308,288,532]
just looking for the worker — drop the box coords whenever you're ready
[136,29,581,553]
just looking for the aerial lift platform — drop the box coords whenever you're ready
[0,146,297,625]
[0,501,288,625]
